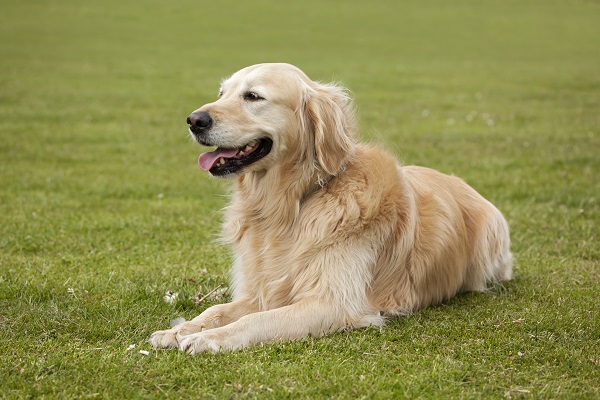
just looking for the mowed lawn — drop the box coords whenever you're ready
[1,0,598,398]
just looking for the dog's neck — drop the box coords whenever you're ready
[230,164,343,235]
[301,166,343,204]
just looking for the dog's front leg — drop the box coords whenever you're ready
[149,298,258,349]
[177,298,359,354]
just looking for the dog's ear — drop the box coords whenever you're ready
[303,83,356,176]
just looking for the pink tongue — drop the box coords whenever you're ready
[198,148,239,171]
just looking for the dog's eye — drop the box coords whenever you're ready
[243,92,264,102]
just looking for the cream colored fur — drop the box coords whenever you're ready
[149,63,512,354]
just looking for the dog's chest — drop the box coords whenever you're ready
[231,218,323,308]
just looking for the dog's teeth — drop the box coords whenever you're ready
[248,140,257,147]
[219,158,225,165]
[245,145,252,151]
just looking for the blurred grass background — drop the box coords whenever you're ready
[1,0,598,398]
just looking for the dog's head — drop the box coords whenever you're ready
[188,63,356,178]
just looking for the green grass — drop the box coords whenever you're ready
[1,0,598,398]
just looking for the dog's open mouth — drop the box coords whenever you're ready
[198,138,273,176]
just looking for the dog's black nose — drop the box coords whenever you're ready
[187,111,213,134]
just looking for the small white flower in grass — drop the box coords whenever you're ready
[163,290,179,304]
[126,344,136,352]
[139,350,150,356]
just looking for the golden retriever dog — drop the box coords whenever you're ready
[149,63,512,354]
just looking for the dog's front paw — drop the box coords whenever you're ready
[178,329,242,355]
[149,328,180,349]
[178,332,221,354]
[149,319,212,349]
